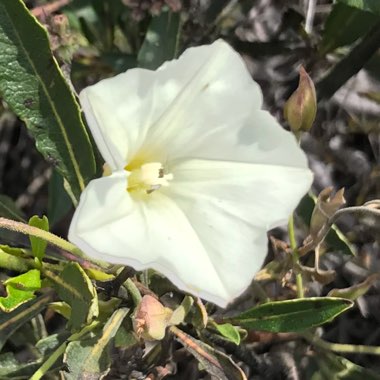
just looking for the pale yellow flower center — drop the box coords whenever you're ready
[127,162,173,195]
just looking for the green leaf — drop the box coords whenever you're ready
[98,298,122,322]
[46,263,98,330]
[338,0,380,15]
[211,322,241,345]
[0,0,96,201]
[0,269,41,312]
[171,326,246,380]
[0,195,25,244]
[0,333,66,379]
[297,193,356,255]
[114,325,139,348]
[0,352,42,379]
[320,3,378,55]
[28,216,49,262]
[359,91,380,104]
[0,293,51,351]
[314,352,380,380]
[227,297,353,333]
[317,20,380,100]
[327,273,380,300]
[137,8,181,70]
[48,170,72,227]
[85,267,115,282]
[0,195,25,222]
[169,295,194,325]
[35,332,68,356]
[48,301,72,321]
[0,246,33,273]
[63,308,129,379]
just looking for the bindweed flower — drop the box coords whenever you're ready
[69,40,313,307]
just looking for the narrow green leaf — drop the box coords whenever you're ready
[0,333,66,379]
[85,267,115,282]
[297,193,356,255]
[0,247,33,273]
[320,3,378,55]
[98,298,122,322]
[48,302,72,321]
[0,293,51,351]
[0,352,42,379]
[228,297,353,333]
[0,195,25,222]
[315,352,380,380]
[0,269,41,312]
[338,0,380,15]
[171,326,246,380]
[63,308,129,379]
[0,0,95,200]
[359,91,380,104]
[327,274,380,300]
[46,263,98,330]
[28,216,49,262]
[137,8,181,70]
[170,295,194,325]
[48,170,72,227]
[36,333,68,357]
[211,322,241,345]
[317,20,380,100]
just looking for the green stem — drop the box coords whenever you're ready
[30,341,67,380]
[0,217,108,268]
[288,213,304,298]
[303,332,380,355]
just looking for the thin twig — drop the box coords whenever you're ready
[305,0,317,34]
[299,204,380,256]
[303,332,380,356]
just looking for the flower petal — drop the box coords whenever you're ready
[167,159,313,231]
[158,159,312,303]
[166,108,311,166]
[79,69,157,170]
[69,173,244,307]
[79,39,262,169]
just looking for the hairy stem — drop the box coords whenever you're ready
[0,217,108,268]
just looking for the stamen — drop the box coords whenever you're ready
[127,162,173,195]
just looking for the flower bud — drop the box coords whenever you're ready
[284,66,317,133]
[133,295,173,341]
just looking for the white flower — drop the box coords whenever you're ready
[69,39,313,307]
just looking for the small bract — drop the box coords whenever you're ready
[69,40,313,307]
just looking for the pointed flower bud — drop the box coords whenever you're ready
[284,66,317,133]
